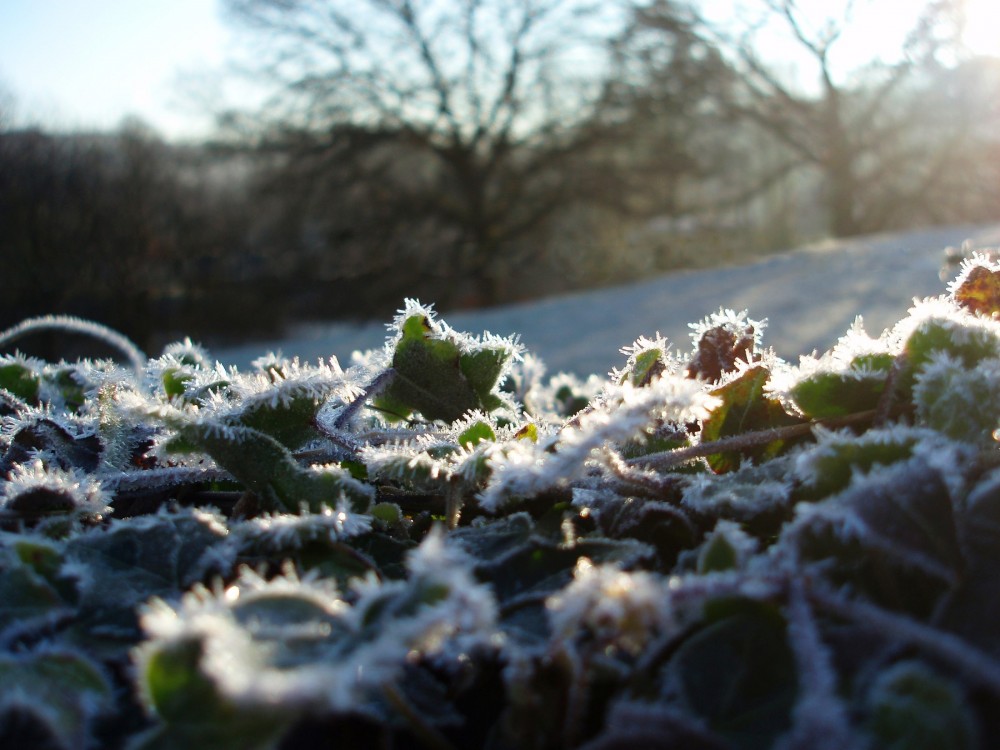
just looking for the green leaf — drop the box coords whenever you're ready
[620,348,667,387]
[912,356,1000,444]
[179,422,374,513]
[138,638,289,750]
[798,434,918,500]
[375,315,510,422]
[161,367,193,400]
[865,661,978,750]
[0,649,112,750]
[458,420,496,449]
[0,361,40,404]
[668,598,796,750]
[790,371,886,419]
[904,318,1000,372]
[697,531,739,573]
[63,509,230,643]
[45,366,87,412]
[0,562,71,636]
[701,367,802,473]
[236,390,325,450]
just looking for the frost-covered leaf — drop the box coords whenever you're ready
[950,258,1000,318]
[701,366,802,473]
[0,649,112,750]
[479,376,715,511]
[793,427,924,501]
[0,538,73,641]
[666,597,796,749]
[63,508,231,643]
[913,353,1000,444]
[788,364,888,420]
[374,303,519,422]
[0,417,102,476]
[697,521,754,573]
[0,355,41,404]
[864,661,978,750]
[1,459,110,521]
[686,309,762,383]
[547,558,672,655]
[614,335,673,387]
[458,419,496,449]
[133,528,499,741]
[900,298,1000,373]
[133,637,289,750]
[177,421,374,514]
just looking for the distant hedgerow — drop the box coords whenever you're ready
[3,259,1000,749]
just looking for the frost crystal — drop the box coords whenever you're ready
[478,375,717,510]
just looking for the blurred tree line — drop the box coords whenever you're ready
[2,0,998,352]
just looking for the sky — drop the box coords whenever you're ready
[0,0,997,142]
[0,0,232,140]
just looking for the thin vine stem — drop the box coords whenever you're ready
[626,409,878,472]
[809,585,1000,694]
[0,315,147,376]
[331,367,396,429]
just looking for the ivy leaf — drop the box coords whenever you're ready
[178,422,374,514]
[666,598,796,750]
[864,661,978,750]
[63,509,230,644]
[790,358,890,419]
[375,315,510,423]
[952,264,1000,318]
[160,367,193,401]
[0,419,102,475]
[458,420,497,449]
[697,531,739,573]
[620,348,668,387]
[904,317,1000,373]
[687,320,756,383]
[0,561,72,641]
[701,367,802,473]
[0,650,112,750]
[136,638,289,750]
[797,432,919,501]
[236,388,327,450]
[0,359,40,404]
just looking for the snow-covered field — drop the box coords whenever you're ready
[219,222,1000,377]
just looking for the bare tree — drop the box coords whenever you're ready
[222,0,643,306]
[636,0,971,238]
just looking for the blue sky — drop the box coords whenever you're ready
[0,0,230,139]
[0,0,996,142]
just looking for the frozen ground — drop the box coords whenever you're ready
[218,222,1000,377]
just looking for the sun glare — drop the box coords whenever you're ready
[965,0,1000,57]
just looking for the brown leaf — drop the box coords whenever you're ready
[953,265,1000,318]
[686,324,756,382]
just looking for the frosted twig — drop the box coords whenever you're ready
[0,315,147,377]
[780,579,856,750]
[628,411,877,473]
[602,447,683,496]
[809,586,1000,694]
[102,466,233,492]
[332,367,396,429]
